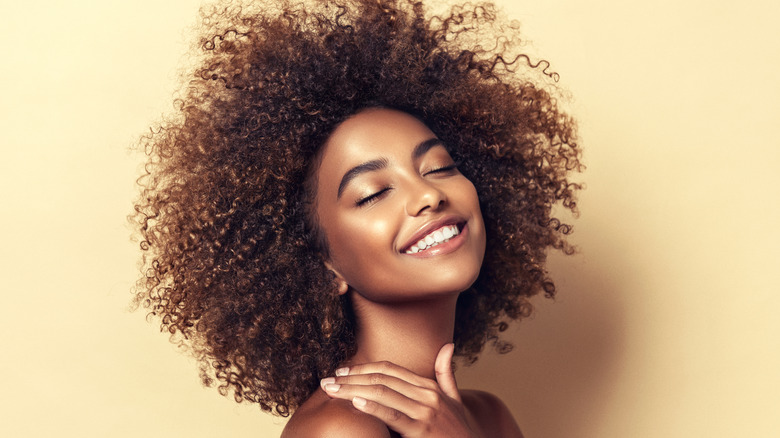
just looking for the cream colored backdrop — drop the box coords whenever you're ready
[1,0,778,437]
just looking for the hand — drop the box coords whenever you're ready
[320,343,481,438]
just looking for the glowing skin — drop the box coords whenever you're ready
[287,108,521,438]
[314,108,486,304]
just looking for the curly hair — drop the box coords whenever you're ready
[131,0,581,417]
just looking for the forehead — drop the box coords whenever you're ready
[316,108,437,184]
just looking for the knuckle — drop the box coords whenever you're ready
[422,388,440,406]
[419,406,436,422]
[372,384,387,398]
[423,379,438,390]
[369,373,383,385]
[378,361,392,372]
[388,408,402,422]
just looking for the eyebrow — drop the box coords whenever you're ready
[336,138,445,199]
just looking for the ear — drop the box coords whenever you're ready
[324,261,349,295]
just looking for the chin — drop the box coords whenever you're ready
[420,266,482,298]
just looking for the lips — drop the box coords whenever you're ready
[399,216,466,253]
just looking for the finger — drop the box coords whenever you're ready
[335,361,436,390]
[351,396,418,434]
[321,373,433,403]
[434,343,460,402]
[321,378,431,419]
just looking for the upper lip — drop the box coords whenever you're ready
[399,215,466,252]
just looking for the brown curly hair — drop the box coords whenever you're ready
[131,0,581,417]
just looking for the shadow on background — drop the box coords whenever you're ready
[457,221,627,438]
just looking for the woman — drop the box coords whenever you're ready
[131,0,581,436]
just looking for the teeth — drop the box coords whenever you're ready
[404,225,460,254]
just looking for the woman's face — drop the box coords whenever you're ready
[314,108,486,303]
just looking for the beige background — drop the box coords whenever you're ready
[1,0,778,437]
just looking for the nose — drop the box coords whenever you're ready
[405,179,447,216]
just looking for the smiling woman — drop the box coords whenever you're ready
[313,109,486,303]
[130,0,581,436]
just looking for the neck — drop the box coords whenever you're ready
[346,292,458,379]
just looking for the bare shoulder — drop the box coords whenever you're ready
[282,389,391,438]
[461,389,525,438]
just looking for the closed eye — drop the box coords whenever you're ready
[356,187,392,207]
[424,162,460,176]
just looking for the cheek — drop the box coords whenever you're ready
[456,178,483,217]
[327,213,397,279]
[458,178,487,254]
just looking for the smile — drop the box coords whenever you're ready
[404,225,460,254]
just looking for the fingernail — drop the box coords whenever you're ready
[320,377,335,389]
[335,367,349,376]
[352,396,367,408]
[324,383,341,392]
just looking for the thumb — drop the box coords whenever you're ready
[434,343,461,402]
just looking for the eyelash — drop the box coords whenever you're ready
[355,161,460,207]
[356,187,391,207]
[424,162,460,176]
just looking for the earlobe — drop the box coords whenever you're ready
[324,261,349,295]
